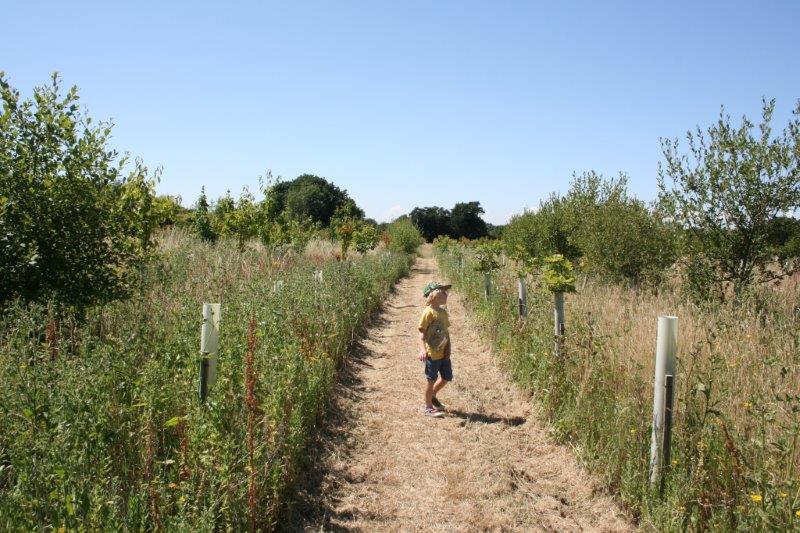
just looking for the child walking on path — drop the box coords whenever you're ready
[417,281,452,417]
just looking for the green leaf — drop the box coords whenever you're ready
[164,416,182,428]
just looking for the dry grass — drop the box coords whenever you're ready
[437,245,800,530]
[287,255,632,532]
[571,272,800,464]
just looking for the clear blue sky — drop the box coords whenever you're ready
[3,1,799,224]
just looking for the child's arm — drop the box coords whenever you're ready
[417,330,428,361]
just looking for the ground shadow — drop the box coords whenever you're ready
[280,297,396,531]
[447,409,526,427]
[280,337,372,532]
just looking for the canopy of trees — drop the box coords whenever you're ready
[268,174,363,227]
[409,201,489,241]
[503,172,677,285]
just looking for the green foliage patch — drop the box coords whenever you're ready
[0,231,411,530]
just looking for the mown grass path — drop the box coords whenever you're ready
[288,252,633,532]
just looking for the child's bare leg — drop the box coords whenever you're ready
[424,379,436,408]
[433,378,449,396]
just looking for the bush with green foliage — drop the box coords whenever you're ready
[193,187,218,243]
[352,223,379,254]
[0,73,159,310]
[503,172,677,285]
[386,218,423,254]
[502,193,581,263]
[474,240,502,273]
[659,98,800,299]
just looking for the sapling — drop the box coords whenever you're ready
[475,241,502,299]
[542,254,576,356]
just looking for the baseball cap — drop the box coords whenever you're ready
[423,281,452,297]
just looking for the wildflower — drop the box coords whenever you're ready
[168,482,178,489]
[780,492,788,498]
[629,428,636,434]
[750,494,762,503]
[744,402,752,410]
[672,459,678,466]
[796,509,800,518]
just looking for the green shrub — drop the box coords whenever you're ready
[502,172,677,286]
[0,74,159,309]
[386,218,423,254]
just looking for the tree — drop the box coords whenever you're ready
[658,99,800,297]
[222,188,260,252]
[503,172,677,285]
[270,174,362,227]
[503,194,581,262]
[386,218,423,254]
[331,200,363,259]
[451,201,488,240]
[353,223,379,254]
[409,206,452,241]
[570,172,676,285]
[0,73,158,309]
[193,187,218,243]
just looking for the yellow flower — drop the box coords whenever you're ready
[744,402,752,410]
[672,459,679,466]
[796,509,800,518]
[779,492,788,498]
[750,494,762,503]
[629,428,636,434]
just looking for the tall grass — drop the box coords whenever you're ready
[437,248,800,531]
[0,229,411,530]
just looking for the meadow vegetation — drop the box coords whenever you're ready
[432,99,800,530]
[0,74,421,530]
[436,237,799,530]
[0,229,411,530]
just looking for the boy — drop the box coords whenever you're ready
[417,281,452,417]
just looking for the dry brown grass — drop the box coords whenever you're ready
[569,271,800,471]
[287,256,633,532]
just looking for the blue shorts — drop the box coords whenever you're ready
[424,358,453,382]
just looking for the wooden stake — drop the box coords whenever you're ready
[484,273,491,300]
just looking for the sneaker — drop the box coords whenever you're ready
[431,396,445,410]
[424,407,444,418]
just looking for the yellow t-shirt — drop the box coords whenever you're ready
[418,306,450,360]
